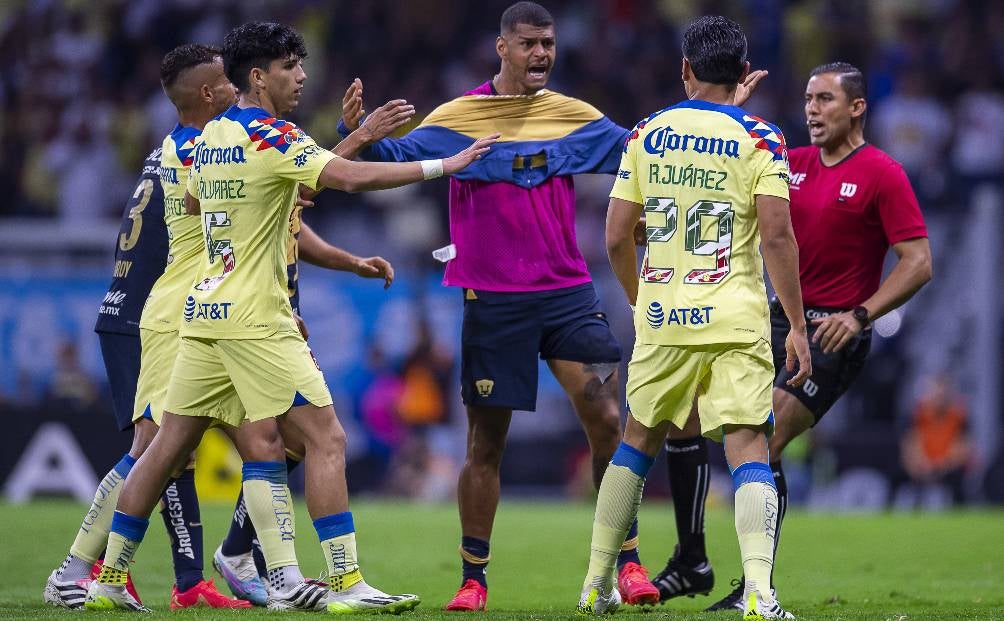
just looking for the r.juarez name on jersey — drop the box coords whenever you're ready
[611,99,790,346]
[95,147,169,336]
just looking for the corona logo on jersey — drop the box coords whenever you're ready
[642,126,741,159]
[475,379,495,397]
[191,142,247,173]
[646,302,665,329]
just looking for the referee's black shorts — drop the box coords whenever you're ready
[769,298,871,423]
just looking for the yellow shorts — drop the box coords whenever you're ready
[132,329,180,425]
[626,339,774,441]
[163,330,332,427]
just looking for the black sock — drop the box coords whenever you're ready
[770,460,787,587]
[460,536,489,588]
[160,469,203,592]
[666,437,710,565]
[224,458,302,577]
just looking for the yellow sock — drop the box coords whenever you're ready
[734,481,778,592]
[69,455,134,563]
[99,532,136,584]
[242,469,298,570]
[585,463,646,587]
[321,532,359,581]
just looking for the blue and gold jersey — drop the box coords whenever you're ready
[139,124,203,333]
[611,99,790,346]
[183,105,335,339]
[95,147,169,336]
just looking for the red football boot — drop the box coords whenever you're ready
[170,578,252,609]
[444,578,487,612]
[617,561,660,606]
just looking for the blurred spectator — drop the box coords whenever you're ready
[871,69,952,203]
[397,319,453,429]
[950,73,1004,200]
[44,341,99,409]
[898,375,972,508]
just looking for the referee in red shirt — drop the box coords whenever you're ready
[652,62,933,611]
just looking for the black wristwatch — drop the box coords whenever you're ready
[852,305,870,327]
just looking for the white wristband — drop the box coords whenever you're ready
[420,159,444,180]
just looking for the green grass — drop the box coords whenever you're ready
[1,499,1002,619]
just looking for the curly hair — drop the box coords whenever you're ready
[222,22,308,92]
[160,43,221,90]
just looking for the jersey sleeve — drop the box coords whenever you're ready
[752,126,791,200]
[876,162,928,244]
[608,124,643,205]
[269,128,338,190]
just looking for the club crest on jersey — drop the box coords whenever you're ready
[646,302,665,329]
[839,182,857,198]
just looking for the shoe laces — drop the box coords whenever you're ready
[621,563,648,583]
[230,554,260,583]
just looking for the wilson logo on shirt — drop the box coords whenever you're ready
[839,182,858,198]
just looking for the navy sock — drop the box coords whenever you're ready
[769,461,787,587]
[160,469,203,592]
[616,519,641,568]
[666,437,710,565]
[224,458,302,577]
[460,536,489,588]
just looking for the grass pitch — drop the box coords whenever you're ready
[0,499,1001,620]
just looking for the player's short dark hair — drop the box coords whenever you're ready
[223,22,308,92]
[501,1,554,34]
[160,43,222,90]
[810,62,867,101]
[682,16,748,85]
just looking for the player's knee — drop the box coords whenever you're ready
[129,419,158,457]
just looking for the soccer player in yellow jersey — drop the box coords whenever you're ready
[576,17,810,620]
[84,21,495,613]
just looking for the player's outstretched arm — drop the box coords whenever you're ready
[317,133,499,193]
[606,197,645,307]
[299,222,394,289]
[334,98,416,161]
[756,194,811,386]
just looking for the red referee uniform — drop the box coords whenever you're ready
[787,144,928,308]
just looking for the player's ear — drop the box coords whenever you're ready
[249,67,266,91]
[201,83,213,104]
[850,97,867,121]
[681,57,692,82]
[496,35,506,60]
[738,61,750,84]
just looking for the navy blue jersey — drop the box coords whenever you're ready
[94,147,169,335]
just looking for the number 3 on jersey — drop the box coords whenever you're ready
[643,196,734,285]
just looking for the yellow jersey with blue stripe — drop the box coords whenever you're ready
[139,124,203,333]
[183,105,335,339]
[611,99,790,346]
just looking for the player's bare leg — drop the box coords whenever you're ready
[655,403,715,602]
[445,405,511,611]
[549,359,659,606]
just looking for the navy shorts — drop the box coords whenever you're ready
[97,331,142,431]
[460,283,622,411]
[769,300,871,423]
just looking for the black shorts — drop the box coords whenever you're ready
[769,300,871,423]
[97,331,142,431]
[460,283,622,411]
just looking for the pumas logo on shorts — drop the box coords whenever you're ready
[475,379,494,397]
[646,302,665,329]
[183,296,196,322]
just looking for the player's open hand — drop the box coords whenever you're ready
[734,69,768,107]
[443,134,501,175]
[811,311,863,353]
[342,78,365,131]
[784,326,812,387]
[360,99,416,144]
[354,256,395,289]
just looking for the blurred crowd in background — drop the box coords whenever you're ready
[1,0,1002,507]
